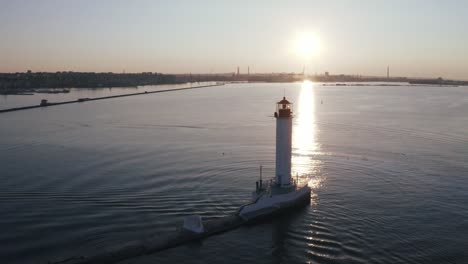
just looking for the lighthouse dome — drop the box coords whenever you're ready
[277,97,291,105]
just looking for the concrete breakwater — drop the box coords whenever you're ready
[48,194,311,264]
[48,215,245,264]
[0,83,224,114]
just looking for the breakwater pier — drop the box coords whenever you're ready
[0,83,224,114]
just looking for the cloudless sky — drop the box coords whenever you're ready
[1,0,467,79]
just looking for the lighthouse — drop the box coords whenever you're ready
[274,97,293,186]
[237,96,310,221]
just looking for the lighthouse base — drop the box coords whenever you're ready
[237,185,311,221]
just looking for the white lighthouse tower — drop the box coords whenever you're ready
[274,97,293,186]
[238,96,311,221]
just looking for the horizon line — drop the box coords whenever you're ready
[1,70,466,81]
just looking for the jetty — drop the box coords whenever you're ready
[0,83,224,114]
[49,215,245,264]
[48,198,309,264]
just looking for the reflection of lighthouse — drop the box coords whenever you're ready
[274,97,293,186]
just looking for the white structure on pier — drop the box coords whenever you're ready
[238,96,311,221]
[275,97,293,186]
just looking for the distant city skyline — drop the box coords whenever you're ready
[1,0,468,79]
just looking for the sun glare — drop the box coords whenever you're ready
[293,32,321,59]
[292,80,322,188]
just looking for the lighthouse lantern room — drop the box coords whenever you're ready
[274,97,293,187]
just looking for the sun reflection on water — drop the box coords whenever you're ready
[292,80,323,189]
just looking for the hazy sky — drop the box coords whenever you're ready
[1,0,467,79]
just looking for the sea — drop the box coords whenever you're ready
[1,82,467,264]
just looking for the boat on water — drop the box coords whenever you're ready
[36,89,70,94]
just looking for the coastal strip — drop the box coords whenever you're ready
[0,83,224,114]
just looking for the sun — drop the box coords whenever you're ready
[293,32,321,59]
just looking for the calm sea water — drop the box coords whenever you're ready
[0,83,467,264]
